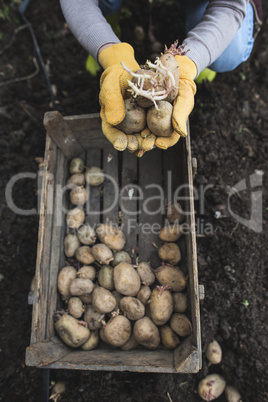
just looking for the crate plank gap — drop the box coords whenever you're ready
[26,111,203,373]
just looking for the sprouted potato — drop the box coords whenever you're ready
[155,264,187,292]
[69,278,94,296]
[205,340,222,364]
[85,166,104,186]
[102,315,132,347]
[111,250,132,266]
[70,186,88,205]
[77,224,96,245]
[119,296,145,320]
[92,286,116,314]
[69,157,84,174]
[133,316,160,350]
[158,242,181,265]
[136,262,155,286]
[198,374,226,401]
[114,262,141,296]
[54,313,90,348]
[64,233,80,258]
[96,224,126,251]
[77,265,96,281]
[57,266,77,299]
[75,246,95,265]
[66,207,85,229]
[68,296,84,318]
[92,243,113,264]
[149,287,173,326]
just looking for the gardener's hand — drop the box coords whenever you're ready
[98,43,140,151]
[155,55,197,150]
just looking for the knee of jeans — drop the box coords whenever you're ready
[99,0,122,16]
[210,39,254,73]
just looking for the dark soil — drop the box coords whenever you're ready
[0,1,267,401]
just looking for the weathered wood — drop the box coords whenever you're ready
[30,135,58,344]
[64,114,111,149]
[44,111,84,158]
[184,129,202,369]
[102,147,119,224]
[27,114,202,373]
[25,337,70,367]
[43,349,177,373]
[138,149,164,266]
[85,149,102,228]
[120,152,138,252]
[174,335,200,373]
[45,151,68,339]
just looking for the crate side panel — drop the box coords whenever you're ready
[30,136,58,344]
[46,152,69,339]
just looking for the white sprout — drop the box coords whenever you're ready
[121,59,177,110]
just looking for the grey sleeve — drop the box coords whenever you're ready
[59,0,121,61]
[183,0,249,74]
[59,0,248,73]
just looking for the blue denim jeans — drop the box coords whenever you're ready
[185,1,255,72]
[99,0,254,73]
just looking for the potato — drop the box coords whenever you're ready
[68,297,84,318]
[112,290,123,310]
[69,157,84,174]
[111,251,132,266]
[75,246,95,265]
[167,202,184,223]
[77,265,96,281]
[64,233,80,258]
[77,224,97,245]
[67,173,85,187]
[158,243,181,265]
[159,325,180,350]
[92,243,113,264]
[84,304,103,330]
[137,286,151,305]
[70,186,88,205]
[57,266,77,299]
[131,69,155,108]
[159,52,180,103]
[85,166,104,186]
[116,98,147,134]
[50,381,66,400]
[54,314,90,348]
[170,313,192,337]
[80,293,93,304]
[147,101,173,137]
[120,334,139,351]
[102,315,132,347]
[172,292,188,313]
[92,286,116,314]
[133,317,160,349]
[80,330,99,351]
[120,297,145,320]
[96,224,126,251]
[155,264,187,292]
[136,262,155,286]
[69,278,94,296]
[98,264,114,290]
[149,287,173,326]
[159,224,182,242]
[114,262,141,296]
[198,374,226,401]
[225,385,242,402]
[205,340,222,364]
[66,207,85,229]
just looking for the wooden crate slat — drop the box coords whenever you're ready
[64,114,110,149]
[85,149,102,228]
[30,135,58,344]
[25,338,70,367]
[46,152,68,339]
[44,111,84,158]
[102,148,119,225]
[120,152,139,252]
[47,348,176,373]
[138,149,164,266]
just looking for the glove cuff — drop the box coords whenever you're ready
[98,42,139,71]
[175,55,198,81]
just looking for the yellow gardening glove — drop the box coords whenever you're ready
[155,55,197,150]
[98,43,140,151]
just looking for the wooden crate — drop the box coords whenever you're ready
[26,111,203,373]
